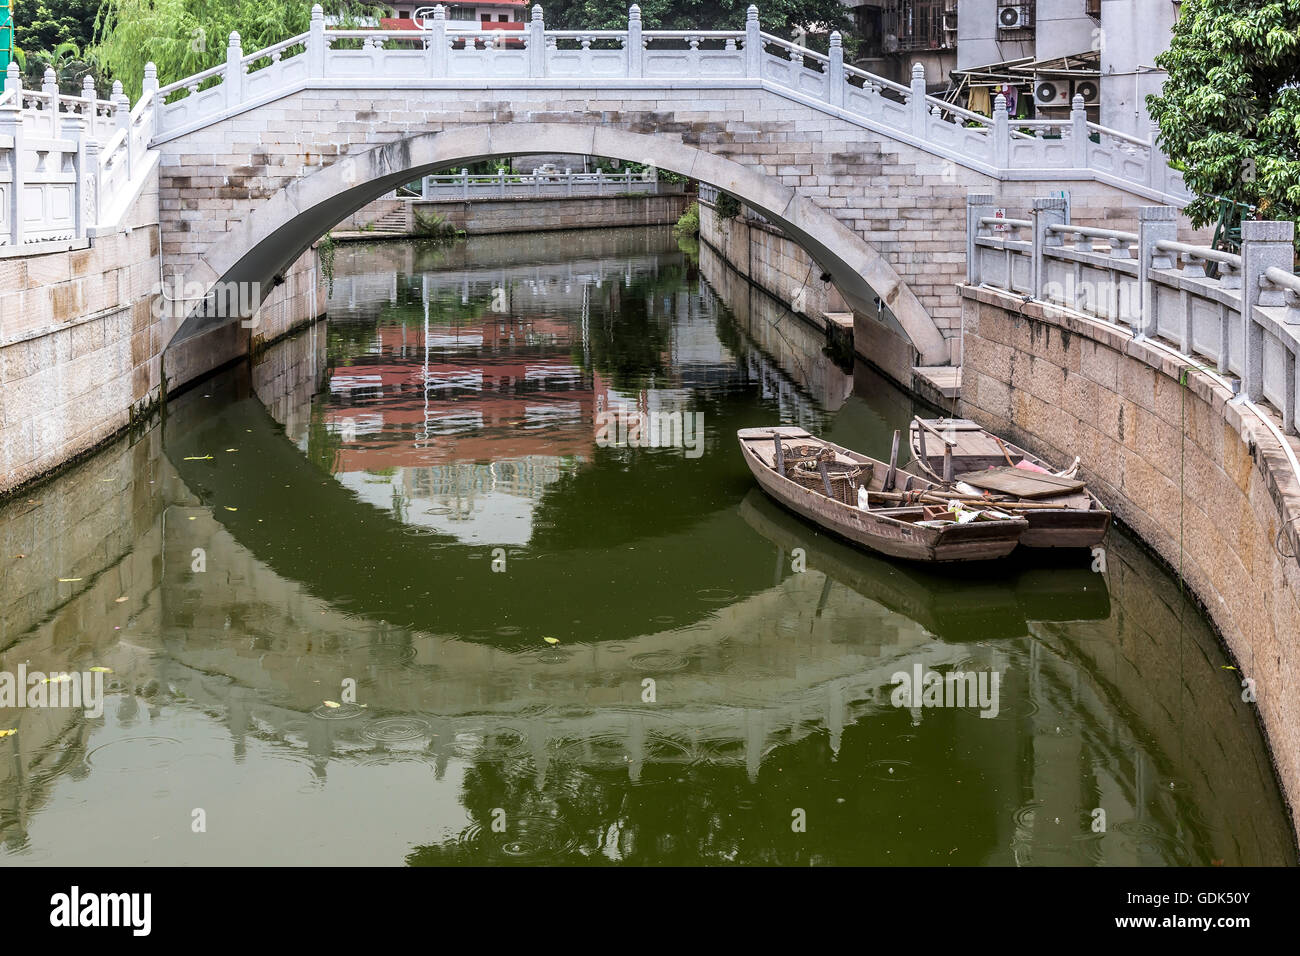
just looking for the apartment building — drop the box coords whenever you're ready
[844,0,1180,136]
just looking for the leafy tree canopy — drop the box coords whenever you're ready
[89,0,384,98]
[14,0,102,52]
[1148,0,1300,231]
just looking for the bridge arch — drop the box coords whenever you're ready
[165,122,949,364]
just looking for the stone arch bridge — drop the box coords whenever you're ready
[4,3,1192,371]
[149,3,1194,366]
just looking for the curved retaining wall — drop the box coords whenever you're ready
[960,283,1300,838]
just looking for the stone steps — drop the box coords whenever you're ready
[368,209,410,234]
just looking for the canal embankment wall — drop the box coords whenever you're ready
[336,192,689,239]
[699,194,921,390]
[961,284,1300,836]
[0,170,325,498]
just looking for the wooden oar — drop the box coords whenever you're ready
[864,489,1080,511]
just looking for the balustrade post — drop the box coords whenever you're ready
[60,112,89,239]
[1030,196,1068,302]
[461,168,469,200]
[909,63,927,137]
[422,175,432,200]
[83,138,101,233]
[1070,94,1088,168]
[110,81,131,179]
[744,5,761,79]
[3,62,19,96]
[143,62,159,98]
[39,68,59,139]
[225,32,244,109]
[81,75,99,139]
[826,32,844,109]
[309,5,327,78]
[1137,206,1178,343]
[426,5,447,77]
[627,5,643,78]
[530,5,547,78]
[0,99,24,247]
[498,168,506,198]
[992,93,1009,168]
[1240,220,1295,406]
[1145,119,1169,195]
[966,192,995,285]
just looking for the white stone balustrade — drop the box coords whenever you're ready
[969,193,1300,435]
[0,61,157,247]
[419,166,661,200]
[144,4,1188,206]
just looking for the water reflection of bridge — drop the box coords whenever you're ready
[0,234,1293,865]
[4,420,1287,863]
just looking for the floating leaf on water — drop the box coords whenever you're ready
[89,667,113,673]
[183,455,214,461]
[543,637,560,645]
[188,516,197,521]
[323,700,340,708]
[1220,665,1237,671]
[41,675,73,684]
[0,730,16,738]
[57,577,82,583]
[114,596,128,603]
[224,507,238,512]
[225,448,238,453]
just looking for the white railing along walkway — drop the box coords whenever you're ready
[419,166,663,200]
[967,194,1300,440]
[148,3,1189,205]
[0,63,158,247]
[3,3,1191,248]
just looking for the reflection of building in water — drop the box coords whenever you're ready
[319,252,774,541]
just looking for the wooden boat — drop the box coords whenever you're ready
[907,417,1112,549]
[737,426,1028,563]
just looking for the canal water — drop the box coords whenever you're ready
[0,226,1293,865]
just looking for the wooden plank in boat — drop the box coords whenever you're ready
[958,466,1085,498]
[950,434,1007,458]
[738,426,812,441]
[921,419,985,431]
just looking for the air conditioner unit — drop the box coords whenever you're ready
[1034,78,1069,108]
[1072,78,1100,105]
[997,3,1030,31]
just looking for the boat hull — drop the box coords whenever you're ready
[739,431,1026,563]
[908,420,1112,550]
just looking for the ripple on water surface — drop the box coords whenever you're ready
[84,736,187,772]
[455,813,580,864]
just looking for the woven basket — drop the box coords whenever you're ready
[790,458,863,505]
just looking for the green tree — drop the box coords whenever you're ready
[1148,0,1300,230]
[89,0,385,98]
[25,39,93,92]
[14,0,102,52]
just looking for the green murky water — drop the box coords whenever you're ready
[0,226,1293,865]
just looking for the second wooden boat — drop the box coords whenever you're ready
[738,426,1028,563]
[908,417,1112,549]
